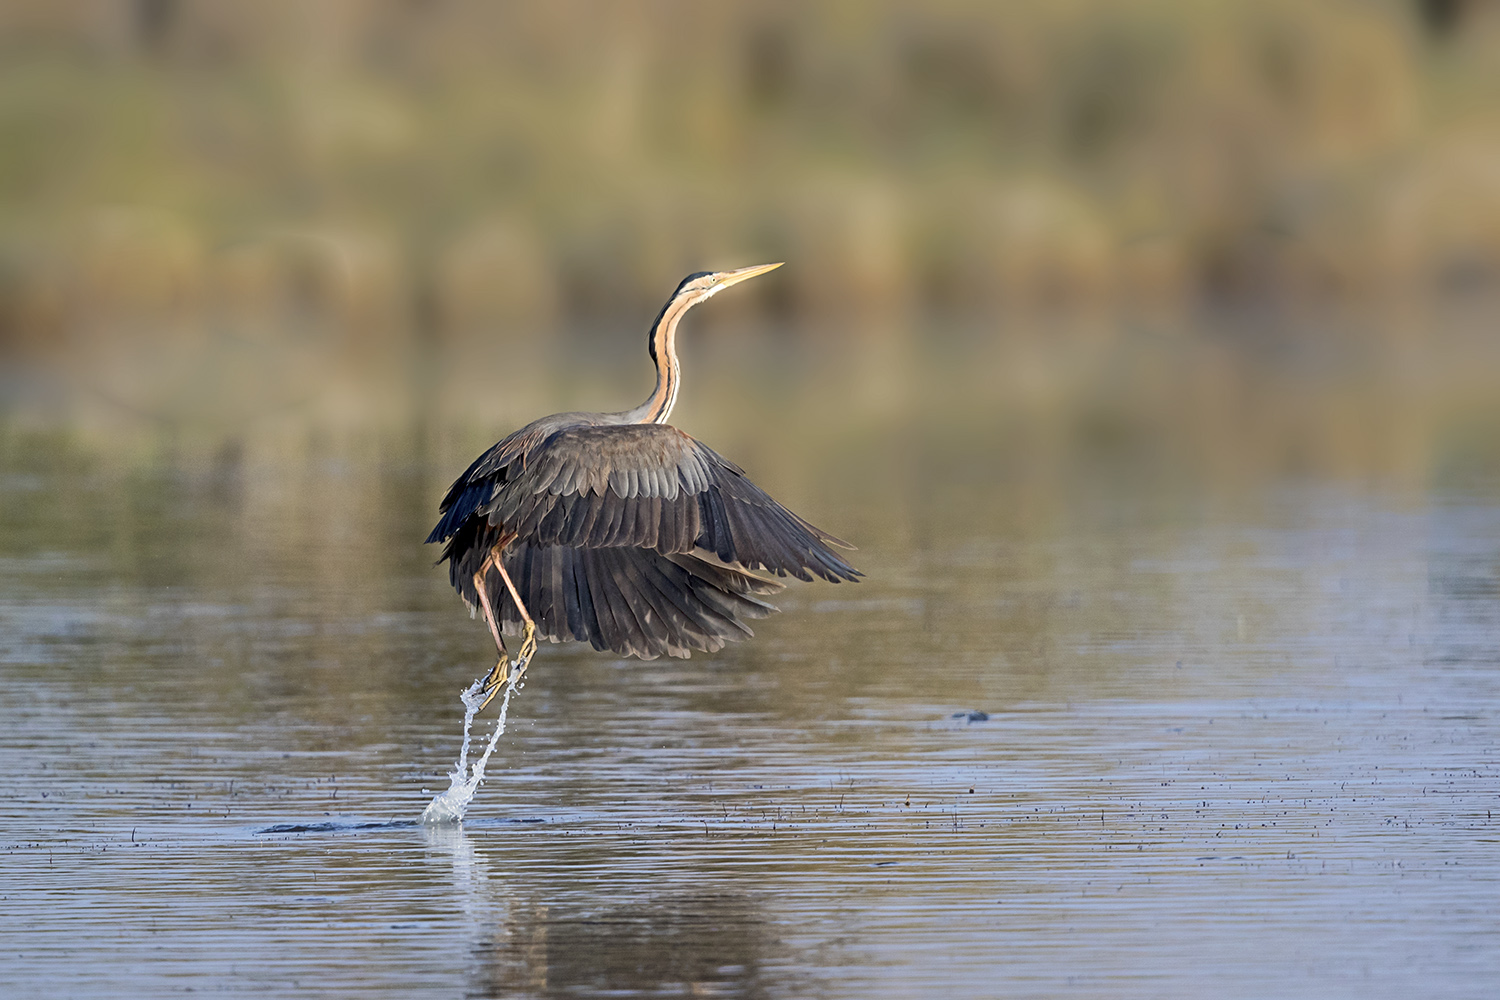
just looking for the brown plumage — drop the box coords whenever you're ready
[426,264,859,664]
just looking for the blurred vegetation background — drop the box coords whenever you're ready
[0,0,1497,487]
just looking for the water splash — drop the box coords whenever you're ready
[422,670,523,825]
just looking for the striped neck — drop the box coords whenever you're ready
[621,288,698,424]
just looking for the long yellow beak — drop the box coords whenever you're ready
[712,262,784,290]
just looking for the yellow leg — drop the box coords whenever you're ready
[473,563,507,657]
[472,556,510,710]
[514,618,538,681]
[476,542,539,711]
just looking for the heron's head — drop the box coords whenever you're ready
[670,262,783,308]
[648,262,783,363]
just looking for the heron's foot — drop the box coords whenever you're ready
[507,621,539,689]
[475,620,537,712]
[515,619,538,678]
[476,657,510,712]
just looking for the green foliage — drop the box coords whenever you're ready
[0,0,1498,351]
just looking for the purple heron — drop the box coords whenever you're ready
[425,264,859,706]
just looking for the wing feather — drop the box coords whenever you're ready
[581,548,631,653]
[431,420,859,643]
[563,548,600,649]
[612,551,674,654]
[631,554,733,648]
[605,551,655,656]
[486,543,781,660]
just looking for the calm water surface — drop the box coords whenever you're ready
[2,407,1498,997]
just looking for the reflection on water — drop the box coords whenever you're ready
[3,326,1500,998]
[476,890,779,999]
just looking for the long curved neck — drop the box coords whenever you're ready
[620,290,697,424]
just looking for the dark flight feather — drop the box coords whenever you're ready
[429,415,857,659]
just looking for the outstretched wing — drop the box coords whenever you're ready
[476,423,859,583]
[425,420,544,546]
[498,543,783,660]
[441,518,785,660]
